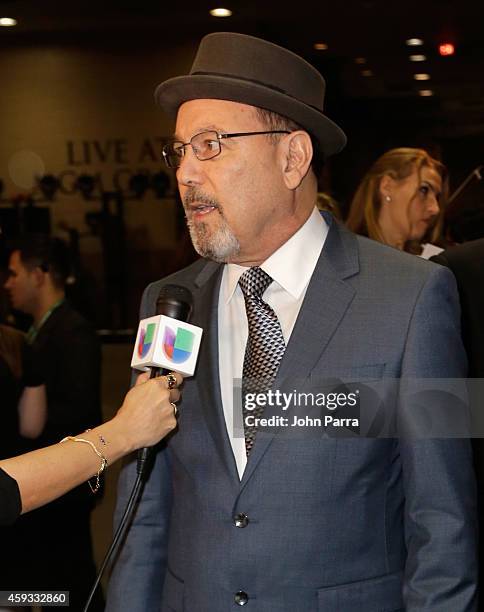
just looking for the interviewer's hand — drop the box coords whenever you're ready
[113,372,183,452]
[0,372,184,518]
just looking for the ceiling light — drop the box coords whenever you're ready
[414,73,430,81]
[419,89,434,97]
[0,17,17,27]
[439,43,455,56]
[355,57,367,64]
[406,38,424,46]
[209,8,232,17]
[361,69,374,77]
[409,54,426,62]
[314,42,328,51]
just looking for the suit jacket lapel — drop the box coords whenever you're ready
[277,216,359,382]
[241,216,359,488]
[193,261,241,483]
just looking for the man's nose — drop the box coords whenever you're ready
[176,148,205,187]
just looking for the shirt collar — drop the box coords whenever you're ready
[223,207,328,304]
[26,298,65,344]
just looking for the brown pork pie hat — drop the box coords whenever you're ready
[155,32,347,158]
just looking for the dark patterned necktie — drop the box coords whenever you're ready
[239,267,286,455]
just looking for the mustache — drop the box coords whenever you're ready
[183,189,220,210]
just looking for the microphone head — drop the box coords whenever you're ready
[132,283,202,375]
[156,284,193,322]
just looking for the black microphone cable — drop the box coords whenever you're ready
[82,284,193,612]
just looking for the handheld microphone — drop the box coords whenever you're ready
[82,284,198,612]
[155,284,193,321]
[136,284,195,479]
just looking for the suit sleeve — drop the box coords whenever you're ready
[399,265,478,611]
[106,283,173,612]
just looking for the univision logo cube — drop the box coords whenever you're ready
[131,314,203,377]
[162,326,195,364]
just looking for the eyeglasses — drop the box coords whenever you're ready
[162,129,290,168]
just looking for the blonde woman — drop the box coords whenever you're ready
[346,148,447,255]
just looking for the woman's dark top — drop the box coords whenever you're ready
[0,467,21,526]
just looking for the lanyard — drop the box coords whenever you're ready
[26,299,65,345]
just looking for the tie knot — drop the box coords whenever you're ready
[239,267,273,299]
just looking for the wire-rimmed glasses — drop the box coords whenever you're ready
[162,129,290,168]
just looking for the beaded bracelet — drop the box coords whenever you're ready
[59,435,108,494]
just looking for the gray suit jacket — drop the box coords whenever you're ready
[107,217,477,612]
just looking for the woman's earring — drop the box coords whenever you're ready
[385,195,392,203]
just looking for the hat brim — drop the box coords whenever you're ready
[155,74,347,158]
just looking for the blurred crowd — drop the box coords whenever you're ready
[0,235,104,611]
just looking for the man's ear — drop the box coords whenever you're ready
[31,266,47,288]
[280,131,313,190]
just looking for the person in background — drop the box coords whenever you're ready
[316,191,342,220]
[0,323,46,457]
[3,234,103,611]
[431,237,484,609]
[346,147,447,257]
[0,279,46,593]
[0,370,181,527]
[0,266,46,453]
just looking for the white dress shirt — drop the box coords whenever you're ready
[218,207,328,478]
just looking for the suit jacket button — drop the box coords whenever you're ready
[235,591,249,605]
[234,513,249,528]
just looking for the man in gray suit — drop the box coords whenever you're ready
[107,33,477,611]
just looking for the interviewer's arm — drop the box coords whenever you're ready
[0,372,181,514]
